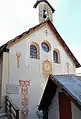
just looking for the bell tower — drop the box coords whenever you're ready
[33,0,55,23]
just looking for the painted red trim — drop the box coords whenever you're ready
[59,92,72,119]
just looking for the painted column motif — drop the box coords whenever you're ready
[16,52,21,68]
[66,62,69,74]
[19,80,30,119]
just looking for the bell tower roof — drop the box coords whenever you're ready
[33,0,55,13]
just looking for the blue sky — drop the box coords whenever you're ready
[55,0,81,48]
[0,0,81,72]
[54,0,81,72]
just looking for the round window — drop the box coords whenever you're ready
[41,42,50,52]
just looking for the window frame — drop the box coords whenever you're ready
[30,42,40,59]
[53,49,60,63]
[30,45,37,59]
[41,41,51,53]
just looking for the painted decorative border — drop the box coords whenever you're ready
[19,80,30,119]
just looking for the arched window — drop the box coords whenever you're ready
[30,42,40,59]
[53,49,60,63]
[42,43,49,52]
[30,45,37,59]
[41,41,51,52]
[53,51,58,63]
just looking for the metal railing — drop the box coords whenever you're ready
[5,96,19,119]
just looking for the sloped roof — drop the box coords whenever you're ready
[33,0,55,13]
[0,22,44,56]
[0,20,80,67]
[38,74,81,110]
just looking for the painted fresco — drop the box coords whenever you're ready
[42,60,52,79]
[19,80,30,119]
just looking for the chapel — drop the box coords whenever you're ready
[0,0,80,119]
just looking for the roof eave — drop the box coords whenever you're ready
[33,0,55,13]
[38,74,81,111]
[51,75,81,110]
[47,20,81,68]
[76,64,81,68]
[0,20,80,68]
[38,75,57,110]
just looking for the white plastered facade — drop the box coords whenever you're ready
[1,23,76,118]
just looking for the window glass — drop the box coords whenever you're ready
[41,42,49,52]
[53,51,58,63]
[30,45,37,59]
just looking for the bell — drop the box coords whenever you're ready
[43,10,47,19]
